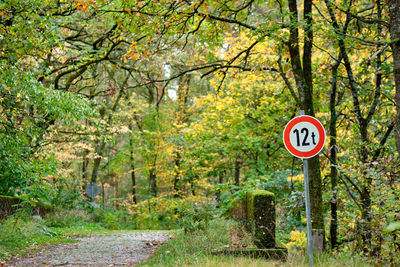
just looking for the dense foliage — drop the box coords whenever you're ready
[1,0,400,264]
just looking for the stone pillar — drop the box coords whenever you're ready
[246,190,276,248]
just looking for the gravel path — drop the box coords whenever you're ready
[6,231,173,267]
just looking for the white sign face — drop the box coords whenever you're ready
[283,115,326,159]
[288,121,320,153]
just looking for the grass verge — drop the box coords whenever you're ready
[137,219,235,266]
[139,219,371,267]
[1,212,372,266]
[0,209,112,261]
[0,216,71,261]
[188,252,372,267]
[0,209,176,262]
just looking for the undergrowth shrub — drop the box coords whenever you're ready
[0,215,60,260]
[45,209,91,228]
[129,196,216,230]
[91,208,133,230]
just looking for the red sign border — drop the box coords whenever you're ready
[283,115,326,159]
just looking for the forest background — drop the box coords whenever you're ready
[1,0,400,265]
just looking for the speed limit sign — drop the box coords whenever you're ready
[283,115,326,159]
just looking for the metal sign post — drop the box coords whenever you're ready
[283,110,326,267]
[301,109,314,267]
[302,149,314,266]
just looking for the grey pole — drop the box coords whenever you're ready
[301,110,314,266]
[90,183,94,201]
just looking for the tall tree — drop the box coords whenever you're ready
[287,0,325,248]
[389,1,400,155]
[324,0,395,252]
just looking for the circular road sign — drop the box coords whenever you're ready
[283,115,326,159]
[86,182,100,199]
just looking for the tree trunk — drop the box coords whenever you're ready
[82,149,90,181]
[173,151,181,198]
[149,165,157,197]
[234,160,241,186]
[101,182,105,205]
[81,148,90,194]
[288,0,325,249]
[113,176,118,210]
[389,0,400,154]
[329,50,341,249]
[129,124,137,204]
[91,141,106,183]
[190,183,196,196]
[323,0,385,252]
[131,169,136,204]
[173,75,190,198]
[360,187,372,253]
[216,171,224,202]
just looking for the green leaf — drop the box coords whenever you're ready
[383,222,400,233]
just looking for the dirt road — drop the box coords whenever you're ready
[6,231,172,267]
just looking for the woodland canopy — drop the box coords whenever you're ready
[1,0,400,264]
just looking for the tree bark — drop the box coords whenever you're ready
[216,171,224,202]
[329,50,342,250]
[287,0,325,249]
[113,176,118,210]
[389,0,400,154]
[149,164,157,197]
[129,124,137,204]
[91,141,106,183]
[234,160,241,186]
[82,149,90,181]
[173,75,190,198]
[173,151,181,198]
[131,166,136,204]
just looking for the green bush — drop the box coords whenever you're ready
[177,202,215,233]
[50,182,87,210]
[45,209,91,228]
[90,208,134,230]
[128,197,217,230]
